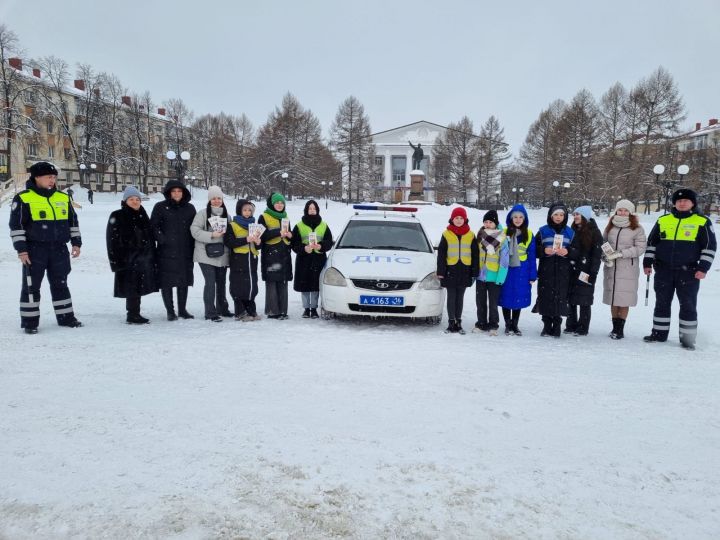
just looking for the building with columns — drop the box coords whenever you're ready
[369,120,448,202]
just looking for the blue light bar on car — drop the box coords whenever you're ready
[353,205,418,213]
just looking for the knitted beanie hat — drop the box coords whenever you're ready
[122,185,142,202]
[614,199,636,214]
[573,205,594,222]
[482,209,499,226]
[207,185,224,201]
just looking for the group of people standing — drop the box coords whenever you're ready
[8,162,716,351]
[105,179,333,325]
[437,191,715,350]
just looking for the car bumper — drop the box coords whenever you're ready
[320,283,444,318]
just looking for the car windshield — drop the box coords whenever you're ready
[336,220,432,253]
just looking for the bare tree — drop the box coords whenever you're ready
[329,96,372,202]
[431,116,478,203]
[476,115,510,205]
[519,100,565,203]
[0,24,36,182]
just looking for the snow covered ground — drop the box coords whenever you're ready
[1,189,719,539]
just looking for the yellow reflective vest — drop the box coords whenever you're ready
[442,229,474,265]
[262,212,290,245]
[296,221,327,254]
[229,221,258,256]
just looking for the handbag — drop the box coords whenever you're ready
[205,242,224,258]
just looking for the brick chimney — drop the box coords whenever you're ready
[9,57,22,70]
[121,96,131,106]
[710,118,718,126]
[695,122,702,131]
[74,79,86,91]
[157,108,166,116]
[32,68,41,78]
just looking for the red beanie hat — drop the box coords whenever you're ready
[450,207,468,222]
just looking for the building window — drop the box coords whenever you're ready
[46,120,54,133]
[391,156,406,182]
[374,155,384,182]
[64,148,72,160]
[27,143,38,156]
[48,146,55,158]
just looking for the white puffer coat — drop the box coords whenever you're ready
[602,223,647,306]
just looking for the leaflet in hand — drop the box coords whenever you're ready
[600,242,615,256]
[249,223,265,238]
[281,218,290,234]
[308,232,318,245]
[553,234,564,251]
[578,271,590,283]
[208,216,227,233]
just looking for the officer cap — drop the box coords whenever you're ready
[28,161,59,178]
[672,188,697,207]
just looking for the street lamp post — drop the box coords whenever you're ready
[79,162,97,188]
[511,186,524,204]
[653,164,689,214]
[495,189,501,206]
[281,172,289,197]
[166,150,190,182]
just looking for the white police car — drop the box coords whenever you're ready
[320,205,444,322]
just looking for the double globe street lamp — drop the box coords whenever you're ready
[320,180,334,209]
[166,150,190,181]
[653,163,689,214]
[552,180,570,201]
[79,162,97,189]
[511,186,524,204]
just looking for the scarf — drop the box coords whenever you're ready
[611,215,630,228]
[233,215,256,229]
[447,222,470,236]
[302,214,322,229]
[264,206,287,220]
[508,234,521,267]
[478,228,503,252]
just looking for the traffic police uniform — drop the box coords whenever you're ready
[9,162,83,333]
[643,189,716,349]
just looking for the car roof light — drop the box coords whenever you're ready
[353,204,418,213]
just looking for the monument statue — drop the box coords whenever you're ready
[408,141,424,170]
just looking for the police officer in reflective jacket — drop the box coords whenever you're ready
[9,161,83,334]
[643,188,716,350]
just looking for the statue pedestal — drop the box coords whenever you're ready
[409,170,425,201]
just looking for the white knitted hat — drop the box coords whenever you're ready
[207,185,224,201]
[614,199,636,215]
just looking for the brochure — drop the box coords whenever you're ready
[208,216,226,233]
[553,234,564,251]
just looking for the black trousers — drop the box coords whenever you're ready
[446,286,467,320]
[652,268,699,343]
[199,263,229,318]
[161,286,189,313]
[235,299,257,317]
[20,243,75,329]
[566,304,591,332]
[476,281,501,329]
[264,281,288,316]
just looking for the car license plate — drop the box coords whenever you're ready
[359,295,404,306]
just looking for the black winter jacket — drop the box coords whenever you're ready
[568,219,603,306]
[106,203,158,298]
[150,180,196,288]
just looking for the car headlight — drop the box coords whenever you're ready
[418,272,442,290]
[323,267,347,287]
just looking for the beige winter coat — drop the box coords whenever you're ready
[190,207,230,267]
[602,223,647,306]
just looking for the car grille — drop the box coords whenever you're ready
[351,279,414,291]
[348,304,416,314]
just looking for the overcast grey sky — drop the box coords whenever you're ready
[3,0,718,156]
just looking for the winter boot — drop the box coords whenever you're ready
[456,319,466,335]
[552,317,562,338]
[127,313,150,325]
[610,318,625,340]
[177,287,194,319]
[60,318,83,328]
[643,330,667,343]
[445,319,457,334]
[310,308,319,319]
[511,311,522,336]
[541,317,552,337]
[564,308,577,334]
[162,288,177,320]
[302,308,311,318]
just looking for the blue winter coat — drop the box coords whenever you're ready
[499,204,537,309]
